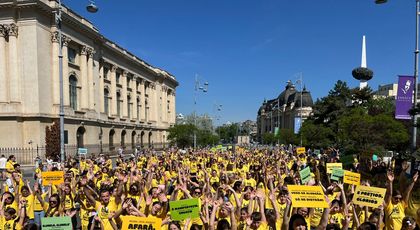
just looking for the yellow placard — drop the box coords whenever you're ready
[352,185,386,208]
[121,216,162,230]
[42,171,64,186]
[326,163,342,174]
[296,147,306,154]
[287,185,328,208]
[343,171,361,185]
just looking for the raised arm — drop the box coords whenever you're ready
[385,171,394,206]
[403,172,418,204]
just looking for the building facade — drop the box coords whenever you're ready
[0,0,178,153]
[257,81,313,143]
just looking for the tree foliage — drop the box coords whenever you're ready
[168,124,219,148]
[301,80,409,153]
[215,124,239,143]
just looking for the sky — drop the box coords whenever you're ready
[66,0,414,125]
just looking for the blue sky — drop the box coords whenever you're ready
[67,0,413,125]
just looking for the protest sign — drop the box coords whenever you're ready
[121,216,162,230]
[287,185,328,208]
[331,168,344,181]
[296,147,306,154]
[42,171,64,186]
[169,198,200,221]
[78,148,87,155]
[41,217,72,230]
[299,166,312,184]
[314,149,321,155]
[326,163,342,174]
[352,185,386,208]
[343,171,361,185]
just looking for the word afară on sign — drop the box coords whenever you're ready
[121,216,162,230]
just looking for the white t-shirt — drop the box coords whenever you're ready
[0,157,7,169]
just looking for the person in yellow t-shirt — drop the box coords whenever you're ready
[0,205,25,230]
[20,184,35,221]
[404,172,419,219]
[385,171,407,230]
[5,155,16,177]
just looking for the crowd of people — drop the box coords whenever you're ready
[0,146,419,230]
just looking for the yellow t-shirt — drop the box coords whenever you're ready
[385,201,406,230]
[34,193,47,211]
[310,208,324,227]
[406,185,420,218]
[21,194,35,219]
[95,199,119,229]
[329,212,344,228]
[0,216,22,230]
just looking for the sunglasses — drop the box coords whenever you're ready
[50,200,58,204]
[5,197,12,200]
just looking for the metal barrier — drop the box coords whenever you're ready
[0,142,169,165]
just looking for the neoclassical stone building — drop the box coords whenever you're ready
[0,0,178,153]
[257,81,313,143]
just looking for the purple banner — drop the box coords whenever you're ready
[396,75,415,120]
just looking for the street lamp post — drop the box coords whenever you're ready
[376,0,419,151]
[55,0,98,162]
[193,74,208,150]
[295,74,303,146]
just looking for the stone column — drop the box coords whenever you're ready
[99,60,104,113]
[87,48,95,110]
[0,26,8,102]
[138,79,145,121]
[80,46,88,110]
[121,71,128,118]
[62,35,71,107]
[7,24,20,103]
[161,85,167,123]
[51,32,60,105]
[149,82,156,122]
[110,65,117,116]
[131,76,138,120]
[171,91,176,123]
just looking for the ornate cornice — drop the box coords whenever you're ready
[0,23,18,38]
[80,45,88,56]
[110,65,117,72]
[0,25,6,38]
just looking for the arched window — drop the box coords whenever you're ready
[109,129,115,150]
[104,89,109,115]
[117,92,121,117]
[69,75,78,110]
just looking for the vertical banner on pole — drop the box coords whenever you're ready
[294,117,302,134]
[396,75,415,120]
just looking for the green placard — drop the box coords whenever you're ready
[299,166,312,184]
[169,198,200,221]
[42,217,72,230]
[331,168,344,181]
[314,149,321,155]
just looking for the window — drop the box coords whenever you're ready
[137,98,140,120]
[117,92,121,117]
[68,47,77,64]
[116,72,121,84]
[69,75,77,110]
[127,96,131,119]
[104,89,109,115]
[103,67,109,79]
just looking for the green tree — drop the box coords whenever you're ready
[262,133,276,145]
[278,129,298,145]
[300,120,334,149]
[167,124,196,148]
[216,124,239,143]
